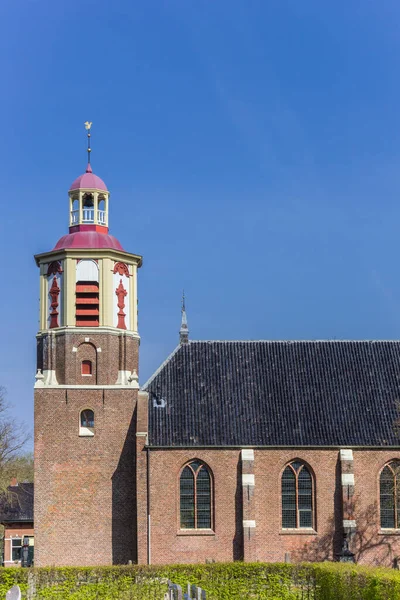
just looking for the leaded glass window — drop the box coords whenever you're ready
[180,461,212,529]
[380,461,400,529]
[282,461,313,529]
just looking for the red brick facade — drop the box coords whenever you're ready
[34,331,400,568]
[34,331,139,567]
[138,447,400,566]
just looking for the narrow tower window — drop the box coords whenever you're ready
[81,360,92,376]
[282,461,314,529]
[180,461,212,529]
[80,409,94,436]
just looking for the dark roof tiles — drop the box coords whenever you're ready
[0,483,34,523]
[144,340,400,447]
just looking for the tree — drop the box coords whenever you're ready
[0,386,31,491]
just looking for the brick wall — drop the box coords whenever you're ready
[143,448,400,566]
[34,332,139,567]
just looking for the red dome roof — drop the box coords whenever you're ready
[53,231,124,251]
[69,164,108,192]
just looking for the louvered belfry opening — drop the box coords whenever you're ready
[75,260,100,327]
[76,281,99,326]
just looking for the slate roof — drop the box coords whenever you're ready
[0,483,34,523]
[143,340,400,447]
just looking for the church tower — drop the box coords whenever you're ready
[34,124,142,566]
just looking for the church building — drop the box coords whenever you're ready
[34,128,400,567]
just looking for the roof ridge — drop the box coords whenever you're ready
[141,345,182,390]
[185,339,400,343]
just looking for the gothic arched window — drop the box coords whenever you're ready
[282,460,314,529]
[180,461,212,529]
[380,461,400,529]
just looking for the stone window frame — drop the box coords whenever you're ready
[79,408,95,437]
[178,459,214,534]
[280,459,316,532]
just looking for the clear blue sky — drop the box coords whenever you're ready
[1,1,400,444]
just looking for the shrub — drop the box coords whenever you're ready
[0,561,400,599]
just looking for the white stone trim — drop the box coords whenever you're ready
[36,326,140,339]
[340,449,353,461]
[136,432,147,437]
[242,474,255,486]
[35,370,59,387]
[97,348,102,352]
[243,520,256,528]
[116,370,139,388]
[35,385,141,389]
[341,473,355,486]
[343,519,356,529]
[72,347,78,353]
[241,449,254,461]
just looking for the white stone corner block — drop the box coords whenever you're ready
[340,449,353,461]
[72,347,78,353]
[341,473,355,486]
[96,347,102,353]
[343,519,356,529]
[242,474,255,486]
[241,449,254,462]
[34,369,45,388]
[43,370,58,386]
[243,520,256,528]
[85,337,90,342]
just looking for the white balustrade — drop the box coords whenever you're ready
[83,208,94,223]
[71,210,79,225]
[98,210,106,225]
[70,208,106,225]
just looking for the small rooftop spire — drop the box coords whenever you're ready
[179,290,189,345]
[84,121,92,169]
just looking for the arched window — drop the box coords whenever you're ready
[282,460,313,529]
[82,193,94,223]
[180,461,212,530]
[98,195,106,225]
[79,409,94,436]
[380,461,400,529]
[81,360,92,376]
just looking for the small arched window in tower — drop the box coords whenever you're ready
[82,193,94,223]
[81,360,92,376]
[98,195,106,225]
[79,409,94,436]
[282,460,314,529]
[380,461,400,529]
[180,461,212,530]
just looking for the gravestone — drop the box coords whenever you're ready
[6,586,21,600]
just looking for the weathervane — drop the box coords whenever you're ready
[84,121,92,164]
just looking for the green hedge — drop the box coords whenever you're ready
[1,562,400,599]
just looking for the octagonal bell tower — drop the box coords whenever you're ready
[34,124,142,566]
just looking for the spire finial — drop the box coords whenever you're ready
[84,121,92,169]
[179,289,189,345]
